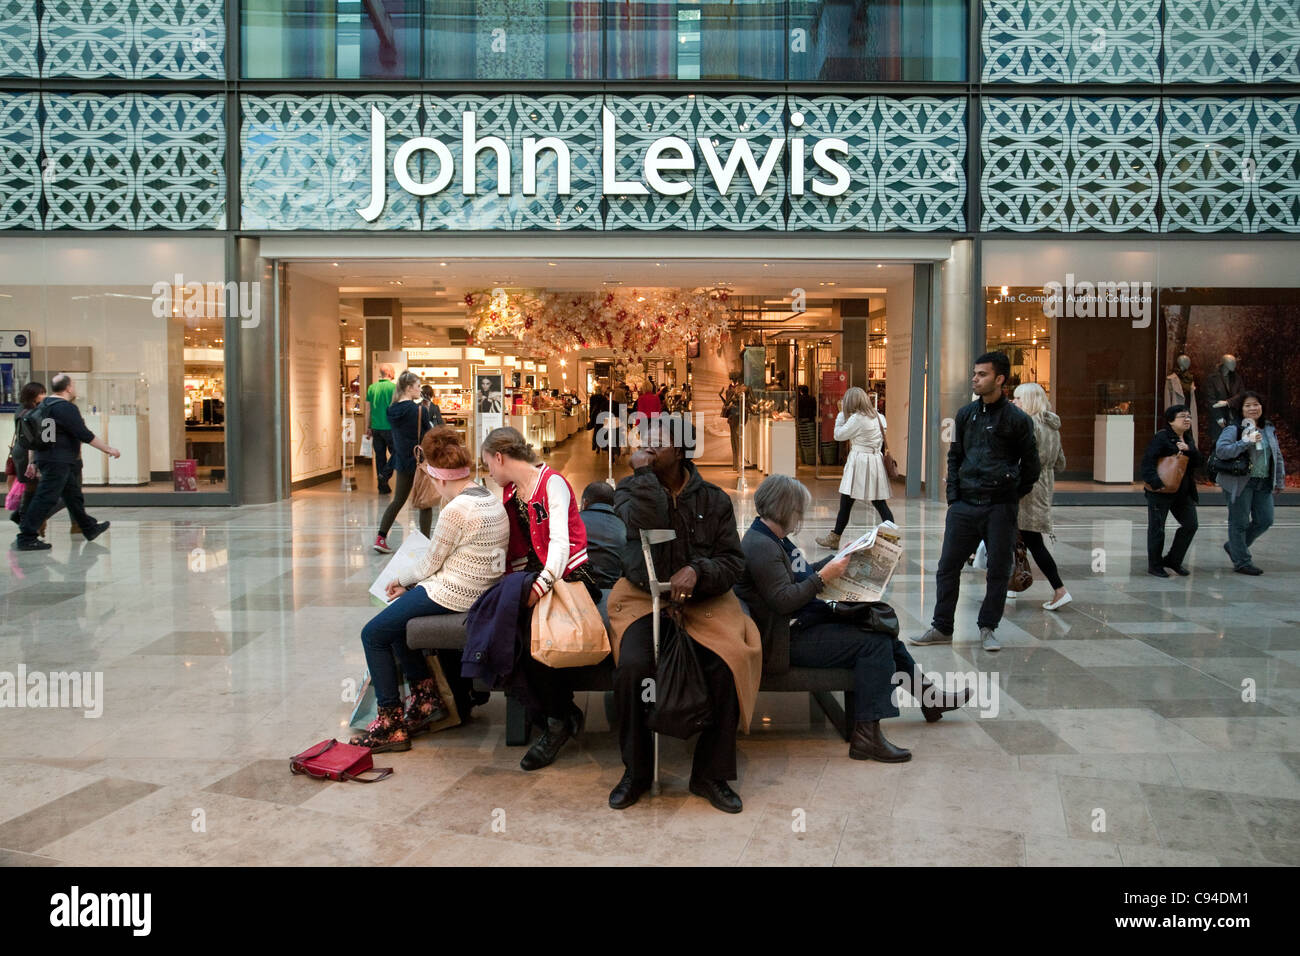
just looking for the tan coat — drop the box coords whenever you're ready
[1018,411,1066,535]
[606,577,763,733]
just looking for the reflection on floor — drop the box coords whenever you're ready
[3,434,1299,866]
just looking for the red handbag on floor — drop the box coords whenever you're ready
[290,739,393,783]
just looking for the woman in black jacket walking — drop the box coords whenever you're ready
[374,371,434,554]
[1140,404,1204,577]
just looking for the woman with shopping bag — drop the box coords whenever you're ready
[374,371,436,554]
[350,427,510,753]
[478,426,603,772]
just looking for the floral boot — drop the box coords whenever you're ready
[404,678,448,738]
[349,704,411,753]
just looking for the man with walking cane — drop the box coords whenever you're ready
[606,416,762,812]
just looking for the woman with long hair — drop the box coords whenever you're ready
[817,386,894,550]
[373,370,434,554]
[1217,391,1285,575]
[1011,383,1071,610]
[479,426,600,771]
[350,427,510,752]
[7,381,47,530]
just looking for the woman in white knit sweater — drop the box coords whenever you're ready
[351,426,510,753]
[817,387,895,550]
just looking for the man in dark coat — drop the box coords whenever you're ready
[910,352,1040,653]
[1141,404,1204,577]
[588,385,610,452]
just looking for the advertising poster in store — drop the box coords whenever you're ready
[820,369,848,442]
[0,330,32,413]
[472,367,503,452]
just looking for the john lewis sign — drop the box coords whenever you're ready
[358,105,852,221]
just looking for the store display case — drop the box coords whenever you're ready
[1094,380,1135,483]
[84,372,150,485]
[753,389,797,476]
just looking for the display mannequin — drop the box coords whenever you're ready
[1204,354,1245,445]
[1164,354,1198,445]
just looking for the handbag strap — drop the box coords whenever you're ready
[343,766,394,783]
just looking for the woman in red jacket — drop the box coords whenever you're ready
[480,426,602,771]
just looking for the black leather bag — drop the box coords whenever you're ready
[827,600,900,637]
[1207,451,1251,478]
[647,612,714,740]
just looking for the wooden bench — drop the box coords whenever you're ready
[406,596,855,746]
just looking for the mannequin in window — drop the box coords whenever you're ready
[1164,355,1198,446]
[1205,354,1245,445]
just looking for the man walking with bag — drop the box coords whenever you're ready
[366,363,397,494]
[910,352,1039,652]
[14,373,118,552]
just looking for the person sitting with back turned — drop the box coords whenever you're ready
[606,415,762,813]
[350,427,510,753]
[738,474,974,764]
[578,481,627,592]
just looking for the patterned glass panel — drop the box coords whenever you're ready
[982,0,1160,83]
[0,94,41,228]
[1166,0,1300,83]
[43,93,226,229]
[0,0,38,77]
[981,97,1159,232]
[41,0,224,79]
[1163,97,1300,232]
[788,96,965,231]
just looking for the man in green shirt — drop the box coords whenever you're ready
[365,363,397,494]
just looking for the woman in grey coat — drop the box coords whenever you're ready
[1012,383,1070,610]
[1216,391,1285,575]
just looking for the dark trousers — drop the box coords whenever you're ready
[371,428,393,483]
[1018,530,1064,590]
[1145,491,1198,571]
[1225,478,1274,569]
[17,460,95,545]
[790,620,920,721]
[933,499,1018,633]
[833,493,894,534]
[360,586,452,708]
[614,613,739,782]
[378,467,433,538]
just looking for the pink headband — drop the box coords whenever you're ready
[426,465,470,480]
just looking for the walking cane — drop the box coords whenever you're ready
[639,528,676,796]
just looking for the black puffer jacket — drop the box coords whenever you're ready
[946,395,1041,505]
[1140,427,1203,502]
[613,460,744,599]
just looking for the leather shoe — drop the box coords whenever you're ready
[14,538,51,551]
[608,770,651,810]
[688,777,743,814]
[1147,566,1170,578]
[849,720,912,762]
[1162,560,1191,576]
[519,716,573,771]
[1234,564,1263,576]
[82,521,110,542]
[920,682,976,724]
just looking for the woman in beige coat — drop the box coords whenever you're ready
[816,387,894,550]
[1013,383,1070,610]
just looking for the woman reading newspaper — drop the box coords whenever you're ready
[736,475,974,763]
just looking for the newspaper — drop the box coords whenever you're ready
[819,521,904,603]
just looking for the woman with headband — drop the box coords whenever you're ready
[350,426,510,753]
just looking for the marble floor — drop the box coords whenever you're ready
[2,436,1298,867]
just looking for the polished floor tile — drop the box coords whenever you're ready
[4,436,1297,866]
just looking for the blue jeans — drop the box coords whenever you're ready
[1225,477,1275,569]
[790,620,921,722]
[361,587,454,708]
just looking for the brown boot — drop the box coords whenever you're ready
[815,530,841,550]
[349,704,411,753]
[404,678,448,737]
[849,720,911,762]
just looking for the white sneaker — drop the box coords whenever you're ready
[1042,592,1073,611]
[1005,591,1017,600]
[909,627,953,647]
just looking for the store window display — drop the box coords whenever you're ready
[1164,355,1198,446]
[1205,354,1247,446]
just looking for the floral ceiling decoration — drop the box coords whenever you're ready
[463,286,733,359]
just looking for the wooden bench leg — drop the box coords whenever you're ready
[505,695,531,746]
[811,691,853,742]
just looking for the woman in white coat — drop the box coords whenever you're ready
[817,387,894,549]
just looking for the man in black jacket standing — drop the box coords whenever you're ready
[911,352,1040,652]
[14,373,118,552]
[1141,405,1203,577]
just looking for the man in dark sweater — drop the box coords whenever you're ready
[910,352,1040,652]
[15,373,119,551]
[1140,404,1204,577]
[578,480,626,590]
